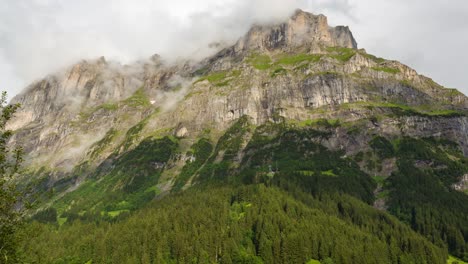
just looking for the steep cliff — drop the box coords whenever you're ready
[233,9,357,53]
[7,9,468,239]
[7,8,466,187]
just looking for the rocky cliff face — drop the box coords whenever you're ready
[7,55,188,169]
[9,56,162,130]
[7,9,468,196]
[233,9,357,53]
[8,10,468,261]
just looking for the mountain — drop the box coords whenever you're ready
[8,9,468,263]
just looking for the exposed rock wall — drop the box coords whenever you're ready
[6,9,468,175]
[234,9,357,53]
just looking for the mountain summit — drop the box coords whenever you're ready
[234,9,357,53]
[8,8,467,184]
[8,7,468,177]
[7,10,468,262]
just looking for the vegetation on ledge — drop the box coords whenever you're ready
[123,88,151,108]
[247,53,273,70]
[371,66,400,74]
[326,46,356,62]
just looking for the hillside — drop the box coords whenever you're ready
[20,185,447,263]
[6,9,468,263]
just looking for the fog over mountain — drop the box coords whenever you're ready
[4,5,468,262]
[1,0,467,97]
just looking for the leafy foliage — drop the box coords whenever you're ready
[0,91,24,263]
[448,255,468,264]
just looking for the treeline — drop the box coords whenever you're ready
[195,121,376,204]
[20,184,446,264]
[24,119,468,262]
[387,138,468,261]
[227,123,468,261]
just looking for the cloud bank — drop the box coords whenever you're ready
[1,0,467,97]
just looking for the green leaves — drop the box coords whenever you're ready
[0,91,24,263]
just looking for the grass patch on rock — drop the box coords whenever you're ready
[275,53,322,65]
[371,67,400,74]
[247,54,272,70]
[123,88,151,108]
[326,46,357,62]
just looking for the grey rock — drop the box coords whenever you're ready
[6,9,468,187]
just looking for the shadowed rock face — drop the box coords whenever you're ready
[6,9,468,177]
[234,9,357,53]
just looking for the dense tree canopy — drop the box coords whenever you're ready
[0,91,23,263]
[17,116,468,263]
[20,184,446,264]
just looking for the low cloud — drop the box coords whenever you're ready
[0,0,467,97]
[156,75,194,112]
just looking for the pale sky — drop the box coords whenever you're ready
[1,0,467,97]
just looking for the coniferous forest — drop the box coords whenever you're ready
[19,185,447,264]
[15,120,468,263]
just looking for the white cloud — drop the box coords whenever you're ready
[0,0,467,98]
[320,0,468,93]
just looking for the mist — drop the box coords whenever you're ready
[157,75,195,112]
[1,0,467,97]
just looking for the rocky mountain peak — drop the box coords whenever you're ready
[6,7,468,262]
[234,9,357,53]
[6,7,468,174]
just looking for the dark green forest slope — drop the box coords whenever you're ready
[20,185,446,264]
[21,118,468,263]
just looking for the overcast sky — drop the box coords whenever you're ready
[1,0,467,98]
